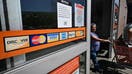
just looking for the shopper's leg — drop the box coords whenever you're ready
[91,51,99,72]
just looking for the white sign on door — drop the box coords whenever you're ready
[57,2,72,28]
[75,3,84,27]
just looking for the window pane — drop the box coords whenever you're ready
[0,18,1,31]
[21,0,86,30]
[21,0,57,29]
[21,0,87,61]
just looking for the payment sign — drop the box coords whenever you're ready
[60,32,68,40]
[76,31,84,37]
[5,36,30,51]
[68,31,75,38]
[30,34,47,46]
[47,33,59,43]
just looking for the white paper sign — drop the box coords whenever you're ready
[57,2,72,28]
[75,3,84,27]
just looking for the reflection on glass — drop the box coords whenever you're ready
[22,0,87,61]
[21,0,86,30]
[112,0,119,40]
[21,0,57,29]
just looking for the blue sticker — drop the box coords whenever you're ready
[60,32,68,40]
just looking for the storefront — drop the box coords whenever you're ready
[0,0,91,74]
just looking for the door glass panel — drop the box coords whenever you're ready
[21,0,86,30]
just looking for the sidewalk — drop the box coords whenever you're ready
[90,57,132,74]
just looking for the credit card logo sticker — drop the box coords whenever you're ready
[76,31,84,37]
[30,34,47,46]
[68,31,75,38]
[47,33,59,43]
[60,32,68,40]
[5,36,30,51]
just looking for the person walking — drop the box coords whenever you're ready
[90,23,110,73]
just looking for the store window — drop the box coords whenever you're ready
[21,0,86,30]
[0,1,87,73]
[21,0,57,29]
[20,0,87,60]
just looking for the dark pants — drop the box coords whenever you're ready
[91,50,100,72]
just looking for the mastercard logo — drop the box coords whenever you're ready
[32,35,46,45]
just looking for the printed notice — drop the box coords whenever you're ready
[75,3,84,27]
[57,2,72,28]
[5,36,30,51]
